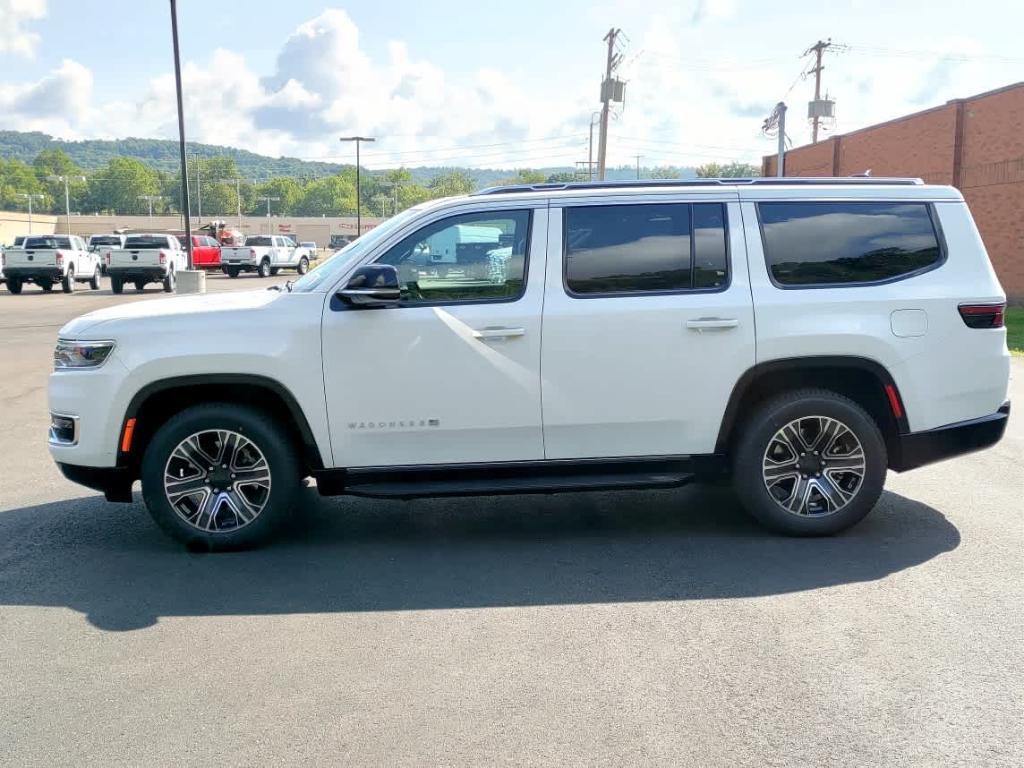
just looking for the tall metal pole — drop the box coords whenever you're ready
[340,136,376,236]
[17,193,43,234]
[169,0,193,269]
[64,179,70,234]
[193,153,202,221]
[597,28,619,181]
[635,155,641,180]
[776,103,787,177]
[236,179,242,228]
[588,111,600,182]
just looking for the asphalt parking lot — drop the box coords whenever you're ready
[0,275,1021,767]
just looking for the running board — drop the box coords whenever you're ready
[314,456,716,499]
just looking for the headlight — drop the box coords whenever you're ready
[54,339,115,369]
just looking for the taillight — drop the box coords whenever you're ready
[958,303,1005,329]
[55,251,64,266]
[159,250,167,265]
[250,249,257,257]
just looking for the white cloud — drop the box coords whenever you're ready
[0,58,92,136]
[0,0,46,57]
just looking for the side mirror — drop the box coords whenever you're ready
[337,264,402,308]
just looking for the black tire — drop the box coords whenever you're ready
[258,259,271,278]
[6,278,23,295]
[134,279,146,292]
[89,266,101,290]
[225,267,240,278]
[111,276,124,294]
[297,257,309,275]
[732,388,887,536]
[61,267,75,293]
[140,403,300,551]
[162,269,175,293]
[39,280,53,292]
[269,267,280,276]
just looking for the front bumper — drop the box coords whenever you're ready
[890,401,1010,471]
[57,463,134,502]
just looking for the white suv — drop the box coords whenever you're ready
[47,178,1011,549]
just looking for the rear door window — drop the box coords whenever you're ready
[757,201,943,286]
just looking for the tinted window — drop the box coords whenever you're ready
[376,210,531,304]
[245,236,273,247]
[89,235,122,246]
[25,236,71,249]
[693,204,728,289]
[759,202,942,286]
[125,236,169,249]
[565,203,708,295]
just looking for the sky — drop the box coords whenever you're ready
[1,0,1023,171]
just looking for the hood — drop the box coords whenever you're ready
[59,289,282,338]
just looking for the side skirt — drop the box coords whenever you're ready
[312,455,727,499]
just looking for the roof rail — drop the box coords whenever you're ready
[471,177,925,196]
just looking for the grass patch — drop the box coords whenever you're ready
[1007,306,1024,356]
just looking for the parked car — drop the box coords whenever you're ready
[87,234,127,275]
[329,234,351,250]
[47,178,1010,550]
[107,233,185,294]
[4,234,100,294]
[220,235,311,278]
[299,241,318,259]
[178,235,222,269]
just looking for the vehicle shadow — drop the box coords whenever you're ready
[0,484,959,631]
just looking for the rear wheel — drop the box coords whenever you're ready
[225,267,240,278]
[162,268,176,293]
[258,259,271,278]
[39,280,53,293]
[6,278,23,295]
[140,403,300,550]
[732,389,887,536]
[297,256,309,275]
[89,265,101,290]
[61,266,75,293]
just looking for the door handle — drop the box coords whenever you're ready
[472,327,526,340]
[686,317,739,332]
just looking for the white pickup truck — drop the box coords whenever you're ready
[220,235,311,278]
[107,233,186,294]
[87,233,126,275]
[3,234,101,294]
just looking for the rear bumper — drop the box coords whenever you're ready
[108,266,166,280]
[3,266,62,280]
[57,463,134,502]
[890,401,1010,471]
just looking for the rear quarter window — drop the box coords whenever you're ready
[758,201,943,287]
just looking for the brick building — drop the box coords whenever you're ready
[762,82,1024,300]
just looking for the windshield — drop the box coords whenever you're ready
[290,208,424,293]
[25,236,71,249]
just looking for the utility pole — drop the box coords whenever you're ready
[138,194,164,220]
[259,196,280,218]
[16,193,45,234]
[192,153,202,220]
[588,111,601,181]
[634,155,642,180]
[761,102,788,177]
[597,27,623,181]
[339,136,376,236]
[47,175,86,234]
[169,0,193,270]
[806,39,833,143]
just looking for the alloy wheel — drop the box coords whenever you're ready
[762,415,866,517]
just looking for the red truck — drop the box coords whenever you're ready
[177,235,222,269]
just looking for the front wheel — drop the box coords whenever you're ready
[140,403,300,550]
[296,256,309,275]
[163,269,175,293]
[61,267,75,293]
[90,266,101,290]
[732,389,887,536]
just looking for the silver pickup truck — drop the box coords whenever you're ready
[220,235,311,278]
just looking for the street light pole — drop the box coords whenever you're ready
[588,111,601,182]
[339,136,376,236]
[47,175,85,234]
[138,194,164,221]
[169,0,193,270]
[16,193,45,234]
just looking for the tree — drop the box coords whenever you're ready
[86,157,161,214]
[496,169,546,186]
[546,171,580,183]
[296,173,356,216]
[696,162,760,178]
[251,177,303,216]
[0,158,50,211]
[649,166,682,179]
[428,169,475,197]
